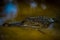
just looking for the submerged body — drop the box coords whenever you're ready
[24,16,55,29]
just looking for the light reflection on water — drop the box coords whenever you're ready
[48,23,54,30]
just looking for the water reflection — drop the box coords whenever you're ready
[0,0,18,25]
[48,23,54,30]
[30,1,37,8]
[41,3,47,10]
